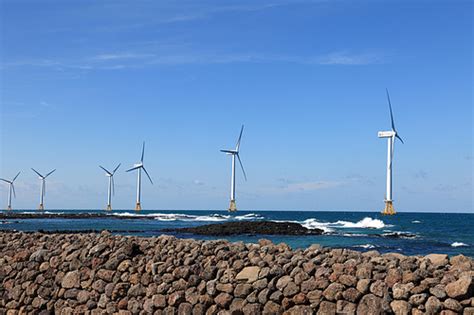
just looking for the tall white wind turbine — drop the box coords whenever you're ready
[31,168,56,210]
[378,89,404,215]
[0,172,20,210]
[127,142,153,211]
[221,125,247,212]
[99,163,121,211]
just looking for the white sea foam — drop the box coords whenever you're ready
[111,212,262,222]
[235,213,264,220]
[354,244,376,249]
[412,220,421,223]
[451,242,468,247]
[331,217,388,229]
[299,219,335,233]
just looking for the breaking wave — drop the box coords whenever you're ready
[111,212,263,222]
[412,220,421,223]
[354,244,377,249]
[331,217,388,229]
[381,231,418,239]
[451,242,468,247]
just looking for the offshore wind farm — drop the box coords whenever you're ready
[1,1,472,313]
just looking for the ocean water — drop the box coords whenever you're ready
[1,210,473,257]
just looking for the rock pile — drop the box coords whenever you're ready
[1,231,473,314]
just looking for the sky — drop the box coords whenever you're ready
[0,0,472,212]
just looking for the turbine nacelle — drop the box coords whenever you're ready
[378,131,396,138]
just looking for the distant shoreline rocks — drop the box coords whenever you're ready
[162,221,325,236]
[1,230,473,314]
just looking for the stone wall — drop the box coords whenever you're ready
[1,231,473,314]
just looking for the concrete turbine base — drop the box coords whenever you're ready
[135,202,141,211]
[38,204,44,211]
[228,200,237,212]
[382,200,396,215]
[106,205,112,211]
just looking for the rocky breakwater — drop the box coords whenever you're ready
[0,231,473,315]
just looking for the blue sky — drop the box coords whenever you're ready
[0,0,472,212]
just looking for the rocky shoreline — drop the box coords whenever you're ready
[1,231,473,315]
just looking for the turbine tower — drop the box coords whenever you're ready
[221,125,247,212]
[31,168,56,211]
[0,172,20,210]
[378,89,404,215]
[127,142,153,211]
[99,163,121,211]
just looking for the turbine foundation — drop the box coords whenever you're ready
[135,202,141,211]
[38,204,44,211]
[7,206,12,211]
[382,200,396,215]
[228,200,237,212]
[106,205,112,211]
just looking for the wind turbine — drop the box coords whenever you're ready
[221,125,247,212]
[99,163,121,211]
[0,172,20,210]
[127,142,153,211]
[378,89,404,215]
[31,168,56,210]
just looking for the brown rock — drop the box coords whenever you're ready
[392,283,414,300]
[292,293,307,304]
[215,293,232,308]
[445,275,473,299]
[356,279,371,294]
[318,301,336,315]
[408,293,428,306]
[263,301,282,315]
[283,282,299,297]
[168,291,185,306]
[337,300,356,315]
[425,254,448,267]
[235,267,260,283]
[390,300,410,315]
[357,294,382,315]
[285,305,313,315]
[425,296,442,315]
[234,283,252,298]
[61,271,80,289]
[443,298,462,312]
[343,287,362,303]
[322,283,344,301]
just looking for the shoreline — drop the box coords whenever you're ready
[1,231,473,314]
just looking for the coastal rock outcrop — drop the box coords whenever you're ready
[162,221,324,236]
[1,231,473,314]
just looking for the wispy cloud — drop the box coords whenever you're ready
[2,50,385,72]
[318,51,384,65]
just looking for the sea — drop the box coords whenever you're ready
[1,210,473,257]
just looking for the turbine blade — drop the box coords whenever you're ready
[31,168,43,178]
[12,184,16,198]
[141,142,145,162]
[45,169,56,178]
[235,125,244,151]
[99,165,112,175]
[126,165,141,172]
[12,171,20,182]
[113,163,121,174]
[386,88,396,132]
[0,178,11,184]
[142,166,153,185]
[237,154,247,181]
[395,134,404,144]
[220,150,236,154]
